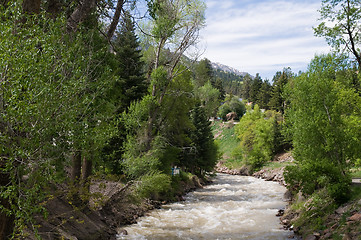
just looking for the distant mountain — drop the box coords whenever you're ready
[211,62,250,77]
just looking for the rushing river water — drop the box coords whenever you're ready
[117,174,296,240]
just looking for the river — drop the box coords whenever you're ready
[117,173,297,240]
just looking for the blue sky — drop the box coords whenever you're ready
[199,0,331,80]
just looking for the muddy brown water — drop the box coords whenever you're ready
[117,173,298,240]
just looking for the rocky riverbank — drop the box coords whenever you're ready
[215,152,292,186]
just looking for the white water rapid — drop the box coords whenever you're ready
[117,173,296,240]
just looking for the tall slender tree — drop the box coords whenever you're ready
[114,11,147,113]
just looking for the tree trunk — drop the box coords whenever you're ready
[81,155,92,181]
[71,151,81,183]
[22,0,41,14]
[67,0,97,33]
[0,165,14,240]
[46,0,62,18]
[106,0,125,40]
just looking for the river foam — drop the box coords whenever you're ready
[117,173,296,240]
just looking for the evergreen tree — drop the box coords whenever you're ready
[194,58,213,88]
[102,12,148,174]
[188,105,218,176]
[269,68,292,113]
[213,77,226,101]
[249,73,262,103]
[257,79,272,109]
[113,11,147,113]
[241,74,253,101]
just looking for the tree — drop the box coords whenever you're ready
[241,74,253,101]
[106,0,126,40]
[284,54,361,203]
[269,68,292,113]
[217,96,246,120]
[113,11,147,113]
[188,105,218,176]
[0,6,117,237]
[234,105,278,171]
[314,0,361,70]
[256,79,272,110]
[194,58,213,88]
[213,77,226,101]
[249,73,262,103]
[144,0,206,146]
[195,81,220,119]
[67,0,97,32]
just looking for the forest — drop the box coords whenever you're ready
[1,0,361,239]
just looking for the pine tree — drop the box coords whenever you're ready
[256,79,272,109]
[113,11,147,113]
[249,73,262,103]
[269,68,292,113]
[188,105,218,176]
[194,58,213,88]
[102,12,148,174]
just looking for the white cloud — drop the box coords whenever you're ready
[200,0,331,79]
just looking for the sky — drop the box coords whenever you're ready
[199,0,332,80]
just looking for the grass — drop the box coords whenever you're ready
[263,160,294,170]
[350,184,361,201]
[350,168,361,178]
[211,121,240,159]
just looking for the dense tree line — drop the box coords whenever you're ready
[0,0,219,238]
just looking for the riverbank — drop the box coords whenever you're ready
[26,174,208,239]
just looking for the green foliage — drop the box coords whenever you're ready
[248,74,263,103]
[217,96,246,120]
[213,69,244,96]
[195,81,220,119]
[186,105,219,176]
[194,58,213,88]
[134,171,171,199]
[0,7,118,235]
[234,105,279,171]
[112,11,147,113]
[284,53,361,203]
[314,0,361,70]
[256,80,272,110]
[269,68,292,113]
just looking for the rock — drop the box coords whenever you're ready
[226,112,237,121]
[347,213,361,222]
[323,232,333,239]
[342,234,352,240]
[282,219,290,226]
[336,205,350,215]
[276,209,284,217]
[283,190,292,202]
[304,234,317,240]
[239,166,250,176]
